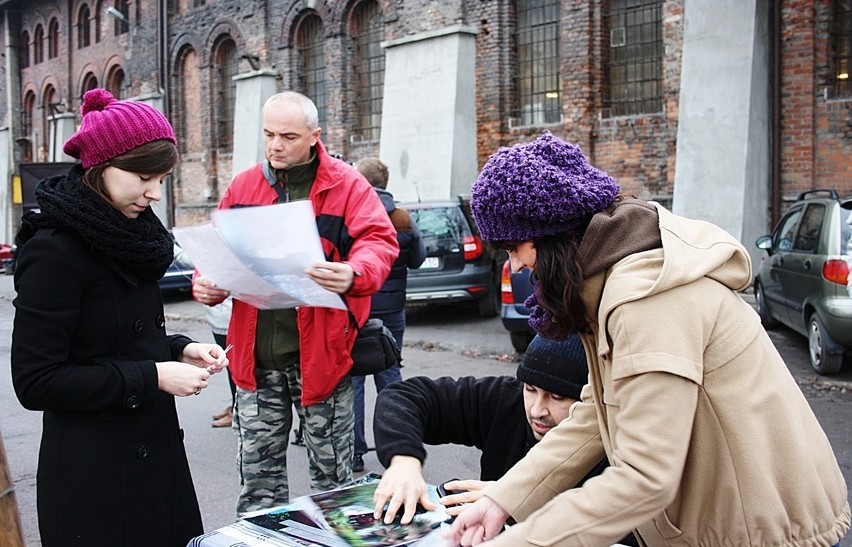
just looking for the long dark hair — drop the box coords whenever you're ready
[82,139,178,204]
[531,231,591,338]
[494,231,589,338]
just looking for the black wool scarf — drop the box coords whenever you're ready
[16,164,174,282]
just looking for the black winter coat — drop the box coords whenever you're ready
[11,228,202,547]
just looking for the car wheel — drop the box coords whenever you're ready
[510,331,534,353]
[476,275,501,318]
[754,282,776,328]
[808,314,844,375]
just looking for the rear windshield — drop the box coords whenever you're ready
[409,206,473,252]
[842,202,851,256]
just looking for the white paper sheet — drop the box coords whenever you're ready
[173,201,345,310]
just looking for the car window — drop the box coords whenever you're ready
[410,207,472,252]
[774,208,802,252]
[792,203,825,254]
[842,202,851,257]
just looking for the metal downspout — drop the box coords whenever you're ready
[769,0,782,228]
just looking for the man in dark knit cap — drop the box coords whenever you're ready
[369,334,637,546]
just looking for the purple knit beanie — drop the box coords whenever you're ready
[471,132,620,241]
[63,88,177,168]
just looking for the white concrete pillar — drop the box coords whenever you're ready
[380,26,479,202]
[232,69,278,178]
[673,0,770,271]
[48,113,77,163]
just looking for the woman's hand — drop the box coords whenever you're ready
[439,480,493,517]
[373,455,436,525]
[180,342,229,374]
[156,361,211,397]
[444,496,510,546]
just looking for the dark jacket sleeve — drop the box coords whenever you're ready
[373,375,520,468]
[11,232,162,412]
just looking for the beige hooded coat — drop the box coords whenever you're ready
[486,200,850,546]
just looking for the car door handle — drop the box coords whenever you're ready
[803,259,812,271]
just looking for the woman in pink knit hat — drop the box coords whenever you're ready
[11,88,229,547]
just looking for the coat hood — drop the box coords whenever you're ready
[580,199,752,353]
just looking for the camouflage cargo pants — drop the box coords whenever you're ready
[233,367,354,514]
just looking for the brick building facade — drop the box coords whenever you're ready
[0,0,849,235]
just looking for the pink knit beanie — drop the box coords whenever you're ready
[63,88,177,168]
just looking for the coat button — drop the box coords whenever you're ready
[137,445,150,459]
[133,319,143,333]
[156,315,165,329]
[126,395,141,409]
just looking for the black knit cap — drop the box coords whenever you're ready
[516,334,588,400]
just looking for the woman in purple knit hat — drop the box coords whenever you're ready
[446,132,849,547]
[11,89,229,547]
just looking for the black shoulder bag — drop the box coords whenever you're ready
[346,308,401,377]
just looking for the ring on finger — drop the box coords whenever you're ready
[194,389,201,396]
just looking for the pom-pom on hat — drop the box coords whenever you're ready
[516,334,588,400]
[63,88,177,168]
[471,132,619,242]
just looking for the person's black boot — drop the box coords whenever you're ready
[353,454,365,472]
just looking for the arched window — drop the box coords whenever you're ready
[296,14,327,129]
[42,85,57,160]
[48,18,60,59]
[212,37,237,153]
[515,0,561,126]
[106,66,125,99]
[20,31,30,68]
[33,24,44,64]
[81,72,99,96]
[350,0,384,142]
[78,4,91,48]
[173,47,202,153]
[22,91,36,162]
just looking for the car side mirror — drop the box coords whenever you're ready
[756,235,773,252]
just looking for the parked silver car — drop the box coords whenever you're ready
[754,189,852,374]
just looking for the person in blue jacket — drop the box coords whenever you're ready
[351,157,427,472]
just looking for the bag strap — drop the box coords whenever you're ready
[342,296,362,333]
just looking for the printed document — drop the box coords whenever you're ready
[173,201,345,310]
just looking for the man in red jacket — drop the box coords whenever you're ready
[193,91,398,514]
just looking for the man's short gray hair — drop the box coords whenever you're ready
[263,91,319,130]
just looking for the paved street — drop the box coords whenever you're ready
[1,273,850,546]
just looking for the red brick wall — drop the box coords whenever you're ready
[781,0,852,202]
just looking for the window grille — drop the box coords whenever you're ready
[33,25,44,64]
[605,0,663,116]
[48,18,59,59]
[351,1,384,142]
[515,0,561,126]
[834,0,852,97]
[214,38,237,153]
[297,15,327,130]
[78,5,91,48]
